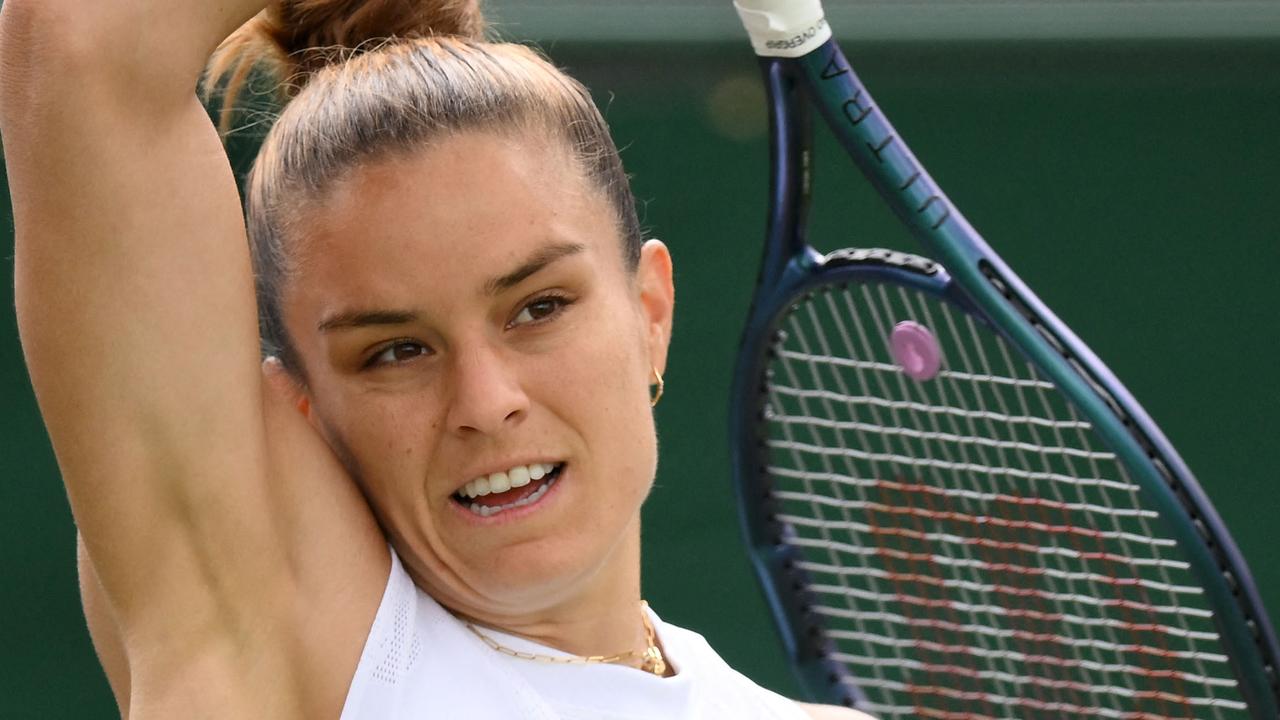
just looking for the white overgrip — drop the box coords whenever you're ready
[732,0,832,58]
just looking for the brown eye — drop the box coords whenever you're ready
[511,295,570,327]
[368,341,429,368]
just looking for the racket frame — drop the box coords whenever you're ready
[729,38,1280,717]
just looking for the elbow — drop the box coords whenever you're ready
[1,1,98,67]
[0,0,49,89]
[0,1,107,103]
[0,0,199,107]
[0,1,50,124]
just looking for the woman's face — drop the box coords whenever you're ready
[281,131,674,616]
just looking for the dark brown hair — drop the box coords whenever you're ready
[206,1,642,374]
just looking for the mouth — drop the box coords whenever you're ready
[451,462,565,518]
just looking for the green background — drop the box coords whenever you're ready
[2,31,1278,718]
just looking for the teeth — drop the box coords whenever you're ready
[509,465,531,488]
[466,474,557,517]
[458,463,558,499]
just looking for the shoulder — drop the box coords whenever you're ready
[796,702,879,720]
[647,618,877,720]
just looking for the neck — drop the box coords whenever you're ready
[460,515,648,660]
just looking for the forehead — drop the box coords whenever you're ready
[286,131,621,309]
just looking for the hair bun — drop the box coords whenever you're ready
[264,0,486,76]
[208,1,485,131]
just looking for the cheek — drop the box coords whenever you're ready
[313,383,441,482]
[545,303,648,413]
[547,304,657,489]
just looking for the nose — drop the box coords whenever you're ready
[444,343,529,436]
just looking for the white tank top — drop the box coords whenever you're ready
[340,550,810,720]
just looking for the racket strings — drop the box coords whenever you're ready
[762,282,1244,719]
[935,299,1192,716]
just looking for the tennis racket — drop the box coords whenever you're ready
[727,2,1280,718]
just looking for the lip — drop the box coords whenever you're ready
[450,458,567,496]
[448,463,567,526]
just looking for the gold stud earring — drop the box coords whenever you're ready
[650,366,665,408]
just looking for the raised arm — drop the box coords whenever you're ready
[78,534,130,718]
[0,0,335,714]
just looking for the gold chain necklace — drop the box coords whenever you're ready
[463,601,668,677]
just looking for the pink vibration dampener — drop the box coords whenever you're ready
[889,320,942,381]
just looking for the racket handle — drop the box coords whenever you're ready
[733,0,832,58]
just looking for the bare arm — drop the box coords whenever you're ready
[74,359,386,718]
[78,535,130,718]
[0,0,320,714]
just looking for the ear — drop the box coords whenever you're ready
[635,239,675,374]
[262,356,314,419]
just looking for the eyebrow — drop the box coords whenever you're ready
[316,242,587,333]
[483,241,586,297]
[317,309,418,333]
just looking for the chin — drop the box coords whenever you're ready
[464,533,626,611]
